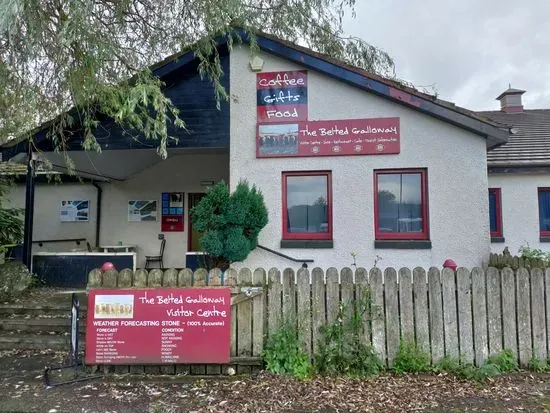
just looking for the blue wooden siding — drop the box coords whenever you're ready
[3,46,229,159]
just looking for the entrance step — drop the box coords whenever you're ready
[0,333,85,351]
[0,318,87,333]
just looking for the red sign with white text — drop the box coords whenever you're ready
[85,288,231,364]
[257,117,400,158]
[257,71,308,122]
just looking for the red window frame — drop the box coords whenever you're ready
[538,187,550,237]
[373,168,429,240]
[282,171,333,240]
[489,188,503,238]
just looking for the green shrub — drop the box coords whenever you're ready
[262,321,312,380]
[487,349,518,373]
[315,297,382,377]
[528,357,550,373]
[434,356,461,375]
[189,180,268,269]
[460,363,501,382]
[392,341,431,374]
[435,350,518,383]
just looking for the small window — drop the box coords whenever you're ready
[488,188,503,238]
[374,169,429,240]
[538,188,550,236]
[282,171,332,240]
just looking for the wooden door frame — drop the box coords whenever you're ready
[187,192,206,252]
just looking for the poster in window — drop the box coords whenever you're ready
[128,200,158,222]
[161,192,184,232]
[60,200,89,222]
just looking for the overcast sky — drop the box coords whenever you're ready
[344,0,550,111]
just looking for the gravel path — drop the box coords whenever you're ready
[1,350,549,412]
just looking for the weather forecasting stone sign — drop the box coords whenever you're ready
[85,288,231,364]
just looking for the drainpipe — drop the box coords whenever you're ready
[22,152,35,268]
[92,182,102,248]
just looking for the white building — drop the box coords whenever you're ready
[1,33,508,285]
[479,88,550,255]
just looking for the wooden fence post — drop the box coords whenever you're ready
[225,268,238,374]
[457,267,474,364]
[296,267,312,357]
[237,268,253,374]
[311,268,326,357]
[282,268,296,323]
[252,268,267,369]
[399,267,414,343]
[355,267,371,346]
[118,269,133,288]
[326,268,339,325]
[428,267,444,364]
[516,268,532,367]
[133,269,147,287]
[472,267,488,366]
[384,268,399,367]
[267,268,282,338]
[531,268,547,360]
[370,267,385,364]
[413,267,429,353]
[486,267,503,355]
[178,269,193,286]
[501,267,518,358]
[442,267,458,359]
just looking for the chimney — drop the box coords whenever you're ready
[496,85,525,113]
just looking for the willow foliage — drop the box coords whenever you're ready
[0,0,394,159]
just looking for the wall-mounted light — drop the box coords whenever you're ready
[249,56,264,72]
[200,180,215,187]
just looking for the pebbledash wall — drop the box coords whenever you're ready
[229,45,491,270]
[488,173,550,255]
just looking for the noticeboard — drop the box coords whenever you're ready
[85,288,231,365]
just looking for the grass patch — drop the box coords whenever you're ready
[262,320,312,380]
[392,341,430,374]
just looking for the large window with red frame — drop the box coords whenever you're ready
[538,188,550,236]
[488,188,503,238]
[374,169,429,240]
[282,171,332,240]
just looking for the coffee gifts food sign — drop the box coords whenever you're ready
[86,288,231,364]
[257,71,308,122]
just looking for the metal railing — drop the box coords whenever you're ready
[257,244,313,266]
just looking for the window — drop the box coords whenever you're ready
[374,169,429,240]
[282,171,332,240]
[488,188,503,238]
[538,188,550,236]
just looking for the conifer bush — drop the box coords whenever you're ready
[190,180,268,269]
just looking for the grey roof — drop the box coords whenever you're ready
[0,161,60,176]
[477,109,550,168]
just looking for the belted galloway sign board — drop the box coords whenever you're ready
[85,288,231,364]
[257,117,400,158]
[256,70,308,122]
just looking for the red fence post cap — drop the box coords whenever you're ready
[443,259,457,271]
[101,262,115,272]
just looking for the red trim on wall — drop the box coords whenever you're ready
[538,187,550,237]
[373,168,429,241]
[282,171,332,240]
[489,188,503,238]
